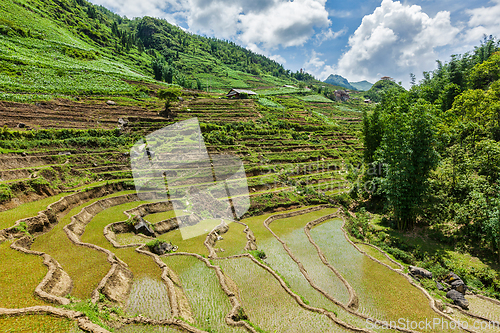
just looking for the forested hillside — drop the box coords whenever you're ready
[0,0,322,100]
[355,36,500,298]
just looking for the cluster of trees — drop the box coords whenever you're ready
[358,37,500,259]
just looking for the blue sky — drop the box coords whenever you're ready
[88,0,500,87]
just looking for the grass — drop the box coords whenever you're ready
[297,95,334,103]
[0,240,50,308]
[30,191,137,299]
[356,243,400,270]
[144,210,177,224]
[0,316,81,333]
[162,255,245,332]
[0,192,70,229]
[215,222,249,257]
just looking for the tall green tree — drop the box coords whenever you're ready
[378,98,439,230]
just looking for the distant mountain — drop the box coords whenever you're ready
[324,74,357,91]
[350,80,373,91]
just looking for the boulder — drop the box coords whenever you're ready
[409,266,433,279]
[133,217,155,237]
[152,241,178,255]
[444,272,467,294]
[106,100,117,105]
[446,289,469,310]
[58,152,71,156]
[436,282,445,291]
[18,123,26,128]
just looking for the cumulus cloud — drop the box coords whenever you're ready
[303,50,336,81]
[464,0,500,43]
[90,0,330,50]
[236,0,331,49]
[246,43,287,65]
[89,0,186,23]
[336,0,460,86]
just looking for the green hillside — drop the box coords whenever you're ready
[323,74,357,90]
[363,79,405,102]
[0,0,309,101]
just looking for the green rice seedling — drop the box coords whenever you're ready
[125,276,171,320]
[31,191,137,299]
[79,201,164,279]
[0,316,80,333]
[218,257,351,333]
[115,324,182,332]
[0,240,50,308]
[356,244,400,270]
[163,255,245,333]
[311,219,458,332]
[266,213,350,304]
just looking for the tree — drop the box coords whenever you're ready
[378,98,439,230]
[484,189,500,262]
[158,87,182,118]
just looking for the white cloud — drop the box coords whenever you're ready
[329,9,352,18]
[315,27,348,45]
[237,0,330,49]
[303,50,336,81]
[336,0,460,86]
[246,43,286,65]
[90,0,330,50]
[89,0,186,23]
[464,0,500,43]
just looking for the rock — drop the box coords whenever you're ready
[152,241,178,255]
[133,217,155,237]
[178,97,184,101]
[118,118,128,126]
[409,266,433,279]
[58,152,71,156]
[18,123,26,128]
[446,289,469,310]
[435,299,445,311]
[436,282,445,291]
[444,272,467,294]
[21,152,27,157]
[106,100,116,105]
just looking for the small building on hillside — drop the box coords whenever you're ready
[226,89,257,99]
[334,90,350,102]
[381,76,395,81]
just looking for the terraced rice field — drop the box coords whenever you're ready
[2,93,497,333]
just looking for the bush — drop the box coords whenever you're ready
[248,249,267,260]
[0,184,13,202]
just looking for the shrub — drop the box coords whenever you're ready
[0,184,13,202]
[248,249,266,260]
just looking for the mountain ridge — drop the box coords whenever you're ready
[323,74,373,91]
